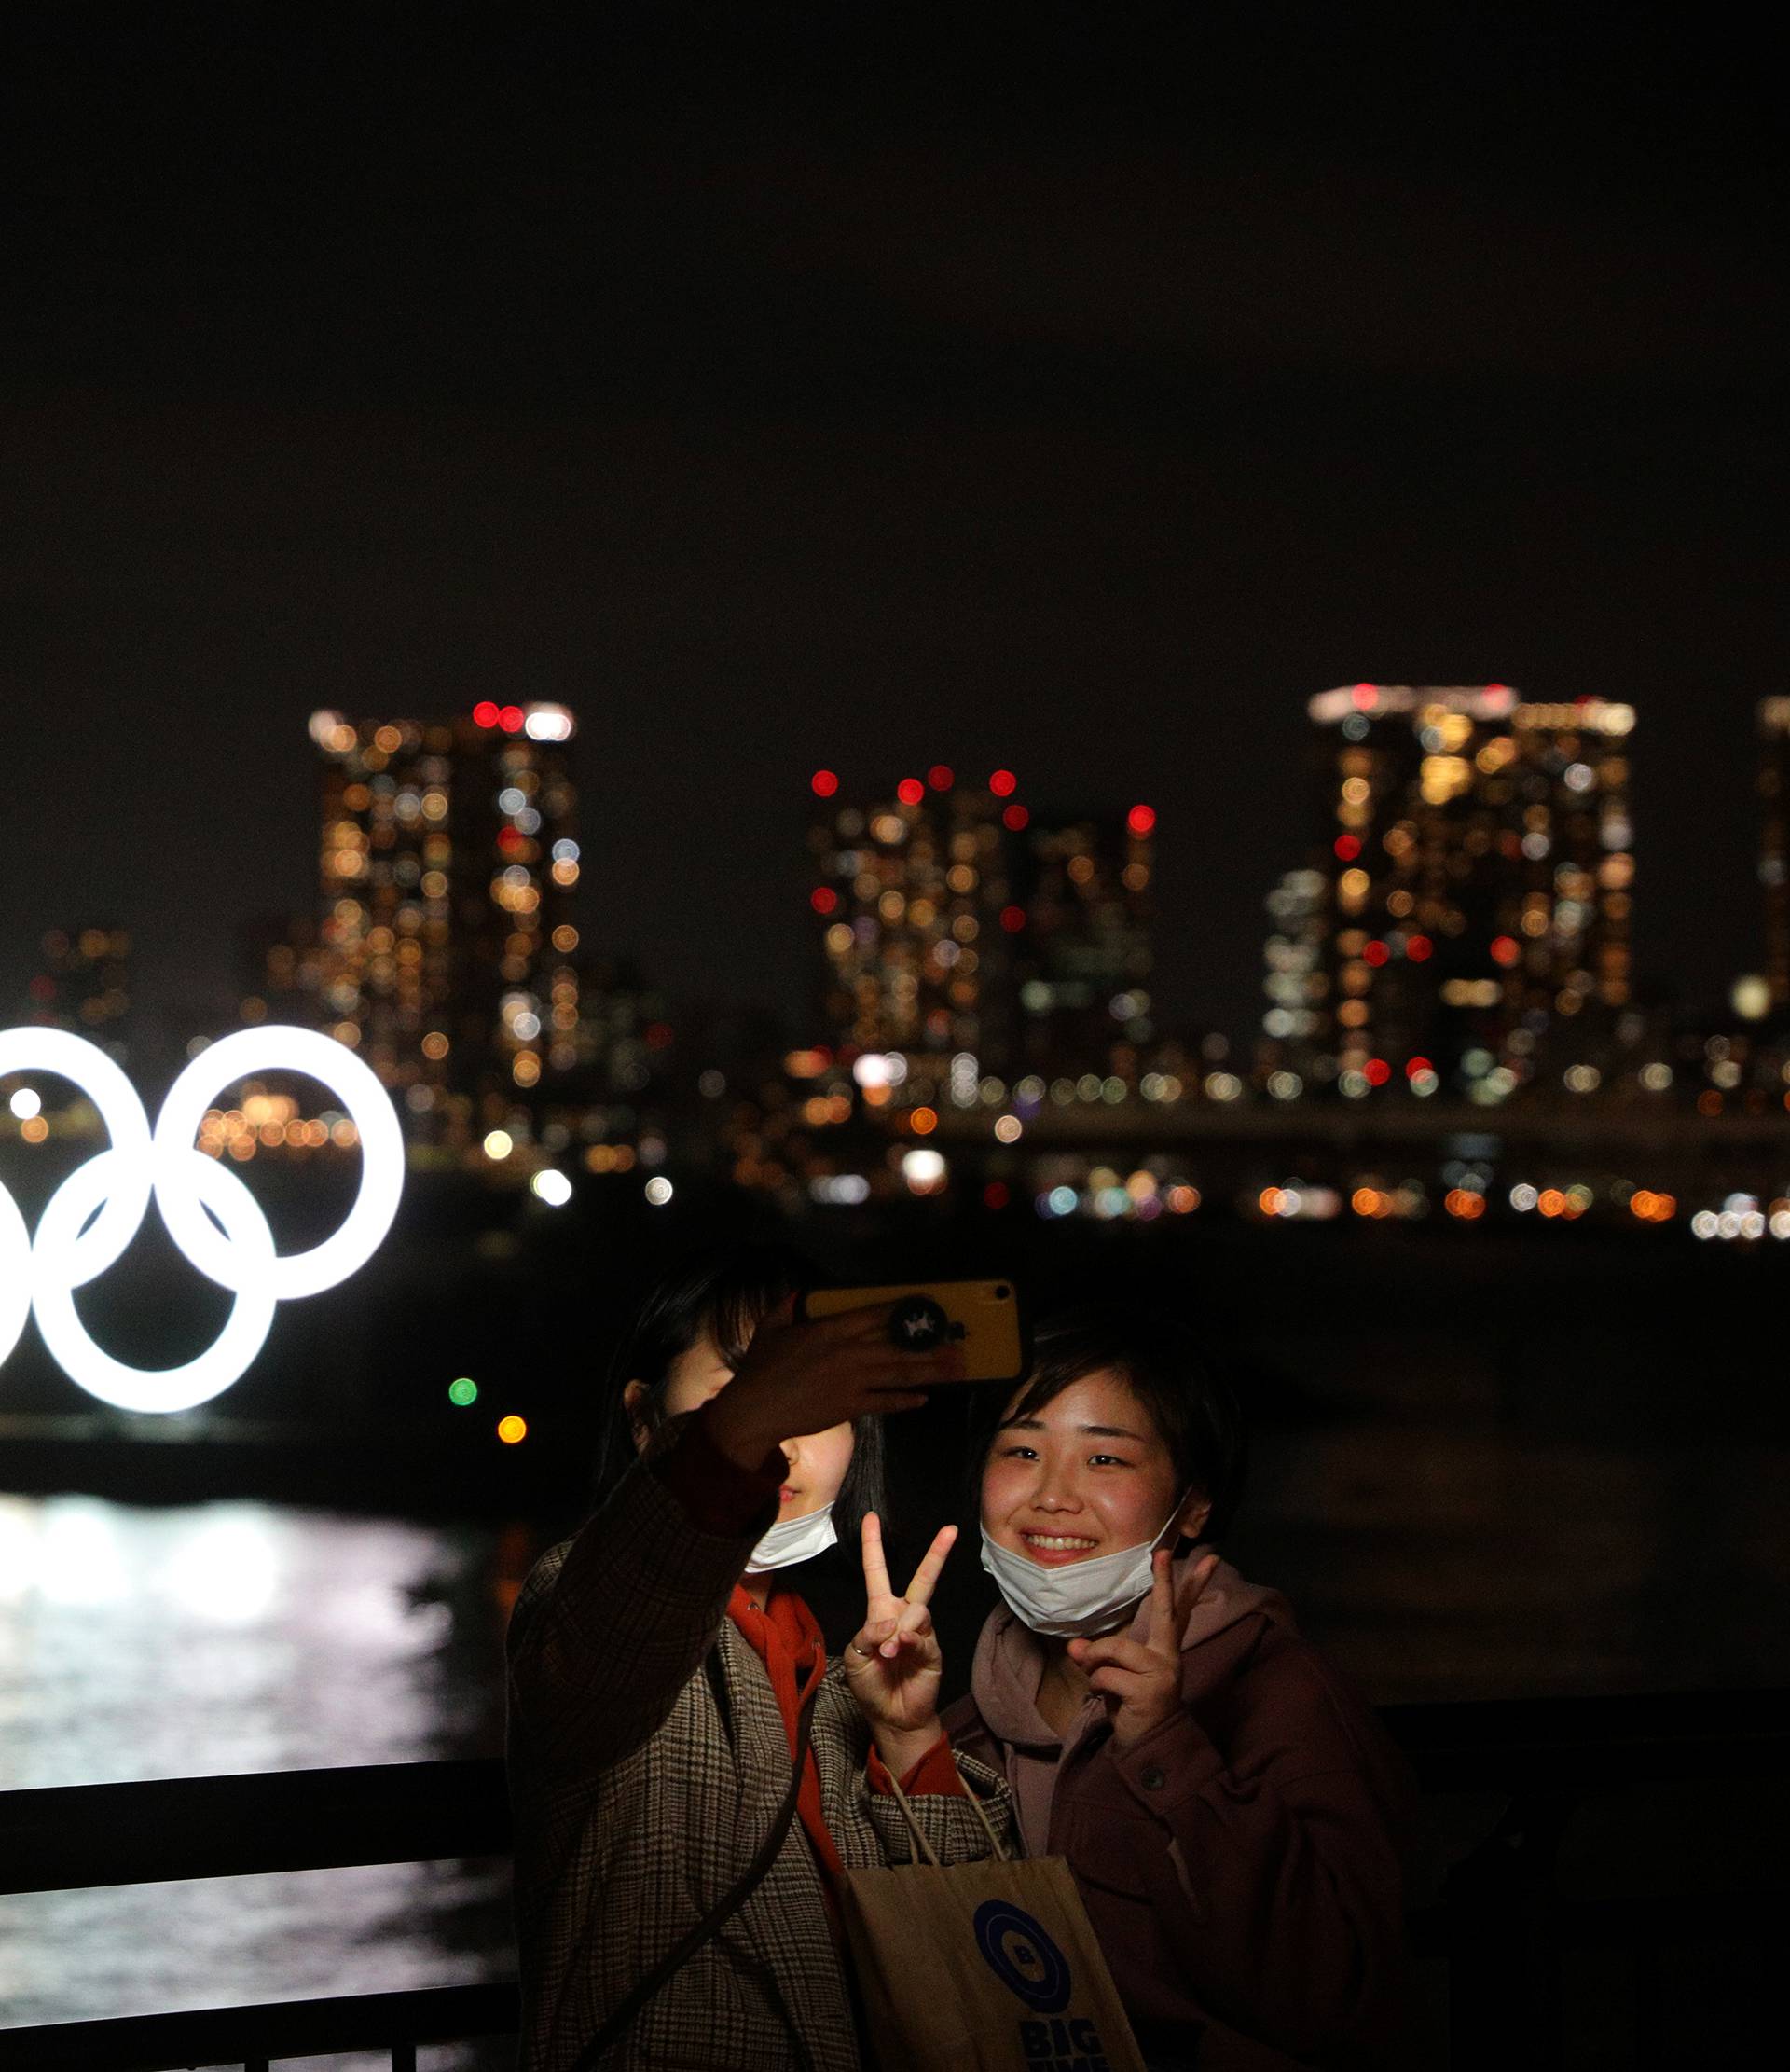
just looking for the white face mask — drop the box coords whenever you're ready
[979,1496,1190,1638]
[745,1500,838,1575]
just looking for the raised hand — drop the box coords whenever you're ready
[841,1512,956,1774]
[1066,1548,1219,1750]
[705,1299,963,1471]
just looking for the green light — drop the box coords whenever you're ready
[448,1377,478,1407]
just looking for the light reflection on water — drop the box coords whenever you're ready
[0,1498,516,2047]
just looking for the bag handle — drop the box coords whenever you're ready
[882,1764,1010,1866]
[569,1675,819,2071]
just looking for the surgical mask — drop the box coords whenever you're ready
[745,1500,838,1575]
[979,1497,1190,1638]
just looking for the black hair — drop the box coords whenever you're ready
[594,1240,888,1537]
[968,1303,1246,1543]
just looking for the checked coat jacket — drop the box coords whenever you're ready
[507,1427,1014,2072]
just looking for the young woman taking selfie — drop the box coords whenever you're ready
[506,1245,1013,2071]
[945,1305,1413,2072]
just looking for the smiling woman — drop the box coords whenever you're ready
[947,1305,1415,2072]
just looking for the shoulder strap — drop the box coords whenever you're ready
[568,1675,819,2071]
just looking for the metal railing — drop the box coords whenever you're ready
[1,1690,1783,2069]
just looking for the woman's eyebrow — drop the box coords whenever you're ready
[999,1416,1147,1442]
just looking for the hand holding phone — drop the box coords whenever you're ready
[799,1279,1030,1385]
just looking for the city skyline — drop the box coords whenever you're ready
[20,684,1790,1078]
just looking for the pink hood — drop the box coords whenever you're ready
[967,1547,1293,1849]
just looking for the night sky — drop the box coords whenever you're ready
[7,7,1784,1058]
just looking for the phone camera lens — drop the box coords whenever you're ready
[995,1284,1012,1299]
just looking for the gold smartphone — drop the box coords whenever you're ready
[799,1279,1030,1384]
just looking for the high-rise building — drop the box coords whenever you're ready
[21,927,133,1056]
[1281,684,1635,1099]
[807,766,1017,1085]
[806,767,1156,1098]
[1011,805,1156,1081]
[1758,698,1790,1007]
[1261,868,1327,1053]
[301,703,582,1134]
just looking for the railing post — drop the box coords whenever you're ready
[1442,1789,1575,2071]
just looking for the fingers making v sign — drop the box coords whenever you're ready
[1067,1547,1220,1750]
[840,1512,957,1772]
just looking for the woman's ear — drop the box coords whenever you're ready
[1175,1491,1213,1544]
[622,1379,654,1456]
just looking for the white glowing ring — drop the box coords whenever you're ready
[0,1024,404,1414]
[31,1147,280,1414]
[0,1185,32,1368]
[0,1027,155,1283]
[155,1027,406,1299]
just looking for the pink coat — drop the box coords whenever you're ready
[942,1552,1416,2069]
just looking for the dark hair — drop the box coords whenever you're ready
[969,1304,1246,1542]
[595,1240,888,1536]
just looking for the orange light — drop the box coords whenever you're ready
[1351,1187,1380,1217]
[1537,1189,1564,1219]
[497,1416,528,1445]
[1259,1187,1283,1217]
[909,1106,938,1135]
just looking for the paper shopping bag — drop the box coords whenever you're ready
[838,1779,1146,2072]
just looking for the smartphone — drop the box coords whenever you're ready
[800,1278,1030,1384]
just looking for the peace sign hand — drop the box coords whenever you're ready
[842,1513,956,1775]
[1067,1549,1219,1751]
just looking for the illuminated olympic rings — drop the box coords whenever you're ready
[0,1026,405,1415]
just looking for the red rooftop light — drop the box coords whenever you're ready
[1490,935,1521,968]
[1363,940,1390,967]
[472,700,500,728]
[896,778,925,806]
[1351,683,1378,711]
[1333,835,1361,861]
[928,764,955,791]
[810,887,838,916]
[1002,803,1029,832]
[498,704,525,733]
[989,769,1018,796]
[811,768,839,798]
[1364,1057,1392,1086]
[999,905,1026,933]
[1406,934,1433,962]
[1127,804,1156,837]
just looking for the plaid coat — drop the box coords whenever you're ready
[507,1440,1014,2072]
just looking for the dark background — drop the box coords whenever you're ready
[4,5,1784,1052]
